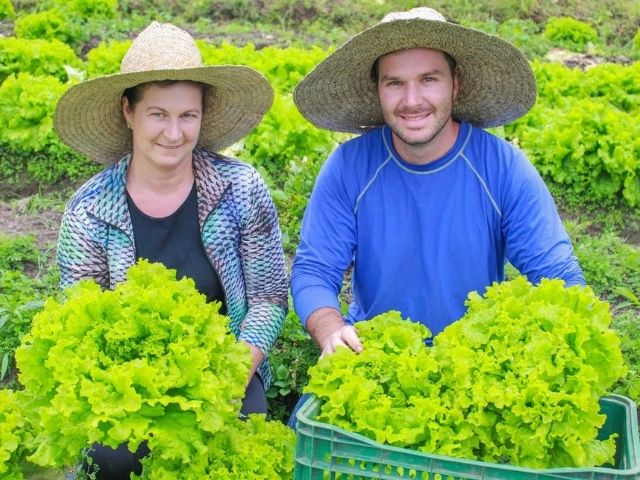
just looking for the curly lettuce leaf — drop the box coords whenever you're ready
[306,279,626,469]
[14,260,251,469]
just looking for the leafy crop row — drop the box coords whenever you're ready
[1,1,640,445]
[1,261,295,478]
[7,0,640,54]
[0,235,58,388]
[0,36,350,249]
[306,278,626,469]
[2,33,639,246]
[11,0,118,52]
[563,223,640,403]
[505,61,640,208]
[543,17,599,52]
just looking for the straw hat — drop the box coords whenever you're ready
[54,22,273,164]
[294,7,536,133]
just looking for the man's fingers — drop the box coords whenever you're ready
[341,325,363,353]
[320,335,341,357]
[320,325,362,357]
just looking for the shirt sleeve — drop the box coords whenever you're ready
[502,151,585,287]
[57,204,110,290]
[237,167,288,355]
[291,146,357,326]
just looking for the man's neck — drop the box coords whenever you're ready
[393,120,460,166]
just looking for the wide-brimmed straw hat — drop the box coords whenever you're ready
[54,22,273,164]
[294,7,536,133]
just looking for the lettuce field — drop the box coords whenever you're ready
[1,0,640,478]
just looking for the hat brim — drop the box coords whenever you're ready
[294,19,537,132]
[54,66,273,164]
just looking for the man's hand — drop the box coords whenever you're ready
[320,324,362,356]
[306,306,363,356]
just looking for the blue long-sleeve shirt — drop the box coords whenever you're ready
[291,122,584,336]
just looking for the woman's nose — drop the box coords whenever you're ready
[163,118,181,142]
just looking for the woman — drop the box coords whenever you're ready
[53,22,288,479]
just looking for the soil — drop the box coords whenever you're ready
[0,199,63,248]
[545,48,634,70]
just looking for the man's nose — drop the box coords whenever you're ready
[403,82,421,105]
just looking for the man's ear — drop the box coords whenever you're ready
[453,65,461,100]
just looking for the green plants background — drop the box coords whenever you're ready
[0,0,639,447]
[543,16,600,52]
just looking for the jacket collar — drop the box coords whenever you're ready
[193,149,230,231]
[86,150,230,234]
[86,154,133,239]
[192,149,230,229]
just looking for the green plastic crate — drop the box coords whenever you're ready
[294,394,640,479]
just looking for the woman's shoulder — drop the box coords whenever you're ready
[195,149,263,185]
[65,157,127,212]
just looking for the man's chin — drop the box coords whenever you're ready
[395,131,436,147]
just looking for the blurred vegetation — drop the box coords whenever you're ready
[4,0,639,54]
[1,0,640,425]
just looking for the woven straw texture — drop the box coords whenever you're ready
[54,22,273,164]
[294,8,536,133]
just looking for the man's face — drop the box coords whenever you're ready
[377,48,459,164]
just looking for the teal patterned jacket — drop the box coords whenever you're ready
[57,149,289,388]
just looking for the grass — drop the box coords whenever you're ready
[9,191,69,214]
[0,235,59,388]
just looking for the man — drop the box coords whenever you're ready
[291,7,584,358]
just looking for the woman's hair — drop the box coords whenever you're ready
[122,80,208,110]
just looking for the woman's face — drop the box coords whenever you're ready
[122,81,203,173]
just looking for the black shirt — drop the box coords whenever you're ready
[127,183,226,312]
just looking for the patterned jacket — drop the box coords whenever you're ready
[57,149,289,388]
